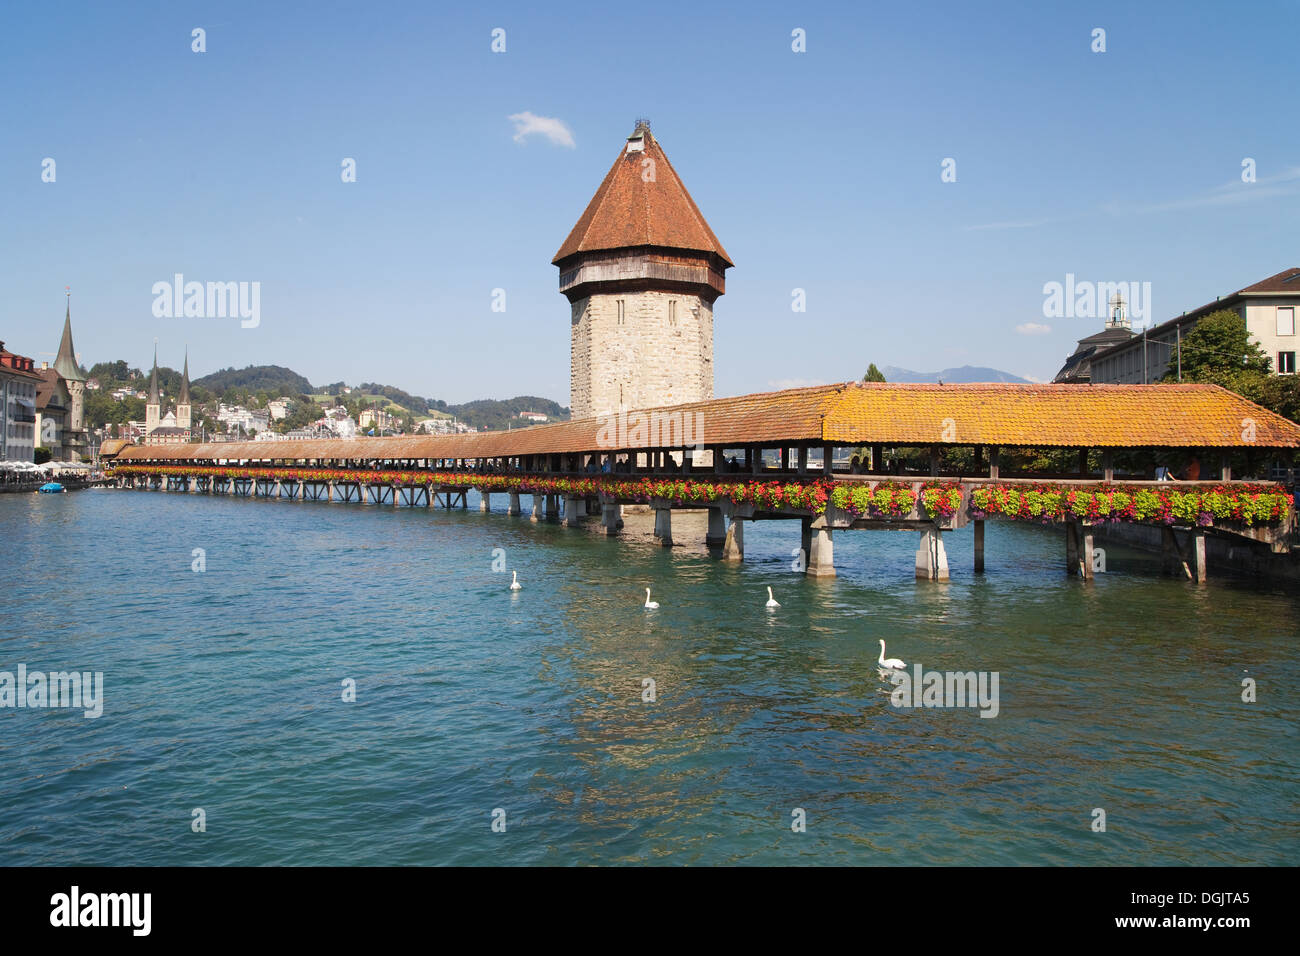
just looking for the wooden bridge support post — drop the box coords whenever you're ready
[480,492,491,513]
[974,519,985,573]
[565,497,584,528]
[915,526,949,581]
[602,502,621,536]
[530,494,544,522]
[1191,529,1208,584]
[722,517,745,562]
[545,495,559,520]
[653,508,673,546]
[705,507,726,547]
[327,481,335,502]
[806,521,835,578]
[1067,523,1095,579]
[507,492,521,516]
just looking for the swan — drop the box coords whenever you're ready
[765,586,780,609]
[509,570,521,591]
[644,588,659,610]
[878,639,905,670]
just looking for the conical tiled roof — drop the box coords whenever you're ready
[148,346,160,405]
[54,297,85,383]
[553,123,732,267]
[179,349,190,404]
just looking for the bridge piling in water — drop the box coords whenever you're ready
[915,526,949,581]
[722,517,744,562]
[653,507,673,546]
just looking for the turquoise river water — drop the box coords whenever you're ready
[0,487,1296,865]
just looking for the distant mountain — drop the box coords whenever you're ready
[194,365,314,396]
[881,365,1033,384]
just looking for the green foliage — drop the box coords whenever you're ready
[1258,375,1300,424]
[273,395,323,433]
[355,382,436,415]
[448,396,571,431]
[194,365,313,396]
[34,447,52,464]
[86,360,137,384]
[1165,310,1271,380]
[863,363,887,383]
[84,389,146,428]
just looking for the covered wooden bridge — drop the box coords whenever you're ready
[109,382,1300,581]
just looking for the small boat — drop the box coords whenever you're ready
[38,482,65,494]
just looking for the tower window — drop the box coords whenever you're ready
[617,300,625,325]
[668,300,677,326]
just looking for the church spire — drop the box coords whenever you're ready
[54,288,86,383]
[179,347,190,405]
[148,344,160,405]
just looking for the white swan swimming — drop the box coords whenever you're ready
[644,587,659,610]
[878,639,905,670]
[510,570,521,591]
[765,586,780,609]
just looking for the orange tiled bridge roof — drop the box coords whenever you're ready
[114,382,1300,464]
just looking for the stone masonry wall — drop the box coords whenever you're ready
[570,290,713,420]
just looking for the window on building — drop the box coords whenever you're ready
[617,300,625,326]
[668,300,677,326]
[1278,307,1295,337]
[1279,351,1296,375]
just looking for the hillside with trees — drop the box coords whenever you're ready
[193,365,313,397]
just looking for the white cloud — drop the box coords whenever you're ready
[1016,322,1052,336]
[508,112,575,148]
[768,377,828,390]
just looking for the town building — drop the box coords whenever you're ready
[215,403,269,435]
[1088,268,1300,384]
[34,365,72,459]
[33,296,91,461]
[0,341,41,462]
[1053,294,1137,383]
[144,347,193,445]
[359,408,398,432]
[555,121,732,420]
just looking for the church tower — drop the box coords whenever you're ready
[146,346,161,434]
[54,291,87,458]
[177,348,192,431]
[554,121,732,420]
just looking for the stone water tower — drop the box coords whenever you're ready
[554,121,732,420]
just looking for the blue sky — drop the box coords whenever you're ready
[3,0,1296,403]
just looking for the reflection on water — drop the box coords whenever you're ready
[0,488,1295,865]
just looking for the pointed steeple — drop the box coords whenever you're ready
[179,348,190,404]
[54,290,86,383]
[148,344,160,405]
